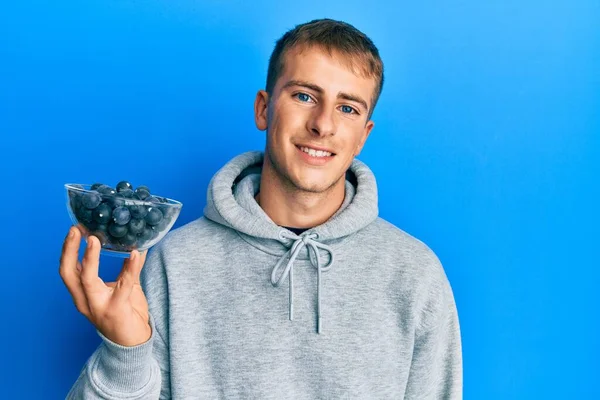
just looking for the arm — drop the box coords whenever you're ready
[63,236,172,399]
[404,266,463,399]
[65,316,164,399]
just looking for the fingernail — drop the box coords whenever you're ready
[68,228,74,238]
[87,237,93,249]
[131,251,136,261]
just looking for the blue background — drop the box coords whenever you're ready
[1,1,598,398]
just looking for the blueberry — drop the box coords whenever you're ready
[152,217,170,233]
[83,220,97,232]
[96,223,108,232]
[96,185,116,196]
[68,180,176,251]
[116,181,133,192]
[93,203,112,224]
[113,206,131,225]
[158,204,176,220]
[144,207,163,226]
[106,233,119,243]
[81,191,102,209]
[129,204,148,219]
[134,188,150,200]
[105,196,125,208]
[108,222,128,238]
[137,226,154,242]
[69,192,81,210]
[119,232,138,247]
[150,225,163,238]
[128,218,145,235]
[76,206,93,222]
[68,189,78,201]
[117,189,134,198]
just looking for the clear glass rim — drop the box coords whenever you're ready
[65,183,183,207]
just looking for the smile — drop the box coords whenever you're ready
[295,145,335,166]
[297,146,334,158]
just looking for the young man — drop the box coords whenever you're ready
[60,19,462,399]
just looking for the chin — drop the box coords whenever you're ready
[266,145,345,194]
[293,182,329,194]
[289,173,342,194]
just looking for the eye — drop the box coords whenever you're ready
[294,92,313,103]
[340,105,358,114]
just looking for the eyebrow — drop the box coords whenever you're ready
[282,79,370,113]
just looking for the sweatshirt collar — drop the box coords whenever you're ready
[204,150,378,252]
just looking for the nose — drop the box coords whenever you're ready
[307,104,336,137]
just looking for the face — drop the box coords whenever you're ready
[254,46,376,195]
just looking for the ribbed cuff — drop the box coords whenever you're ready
[91,315,156,393]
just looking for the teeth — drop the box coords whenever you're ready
[300,146,332,157]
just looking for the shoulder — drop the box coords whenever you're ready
[144,216,234,265]
[363,217,446,278]
[159,217,229,248]
[364,218,456,329]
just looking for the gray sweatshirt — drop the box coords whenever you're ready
[67,151,462,399]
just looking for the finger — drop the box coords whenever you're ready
[111,248,144,282]
[59,226,79,272]
[59,227,90,315]
[110,251,138,304]
[129,249,148,284]
[80,235,106,297]
[112,249,147,303]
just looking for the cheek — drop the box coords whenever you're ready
[274,102,309,130]
[340,124,366,148]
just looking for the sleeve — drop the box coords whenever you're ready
[403,264,463,399]
[65,243,172,399]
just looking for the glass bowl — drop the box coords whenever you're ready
[65,183,182,257]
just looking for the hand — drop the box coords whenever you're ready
[59,226,152,347]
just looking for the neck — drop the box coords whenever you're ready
[256,159,346,229]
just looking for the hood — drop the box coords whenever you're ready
[204,151,378,241]
[203,150,379,333]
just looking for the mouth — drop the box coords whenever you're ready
[295,145,336,166]
[295,145,336,158]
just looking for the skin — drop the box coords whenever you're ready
[59,44,378,347]
[254,45,376,228]
[59,228,151,346]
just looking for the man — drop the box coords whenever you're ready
[60,18,462,399]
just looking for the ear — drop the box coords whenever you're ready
[354,120,375,156]
[254,90,269,131]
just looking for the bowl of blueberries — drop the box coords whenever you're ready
[65,181,182,257]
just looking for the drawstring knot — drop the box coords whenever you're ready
[271,231,334,334]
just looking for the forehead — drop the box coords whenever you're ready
[277,45,376,100]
